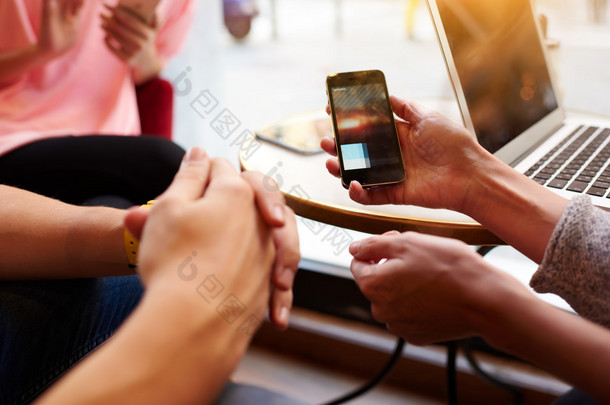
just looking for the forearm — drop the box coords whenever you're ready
[462,152,569,263]
[0,186,130,279]
[481,285,610,402]
[35,282,251,405]
[0,45,53,88]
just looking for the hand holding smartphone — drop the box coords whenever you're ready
[326,70,405,189]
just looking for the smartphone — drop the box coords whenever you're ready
[326,70,405,189]
[118,0,160,23]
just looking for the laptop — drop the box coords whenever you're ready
[425,0,610,208]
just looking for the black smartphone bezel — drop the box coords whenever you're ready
[326,70,405,189]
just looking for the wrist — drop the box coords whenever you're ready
[68,206,129,275]
[447,142,499,214]
[456,148,568,261]
[140,276,254,382]
[467,267,538,349]
[132,55,162,85]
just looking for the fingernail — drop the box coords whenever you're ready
[350,240,361,250]
[182,147,207,167]
[189,147,207,161]
[278,307,289,324]
[273,204,285,223]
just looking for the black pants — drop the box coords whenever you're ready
[0,135,185,206]
[0,135,183,403]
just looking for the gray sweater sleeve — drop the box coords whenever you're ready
[530,194,610,328]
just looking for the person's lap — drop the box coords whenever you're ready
[0,135,185,205]
[0,276,311,405]
[0,135,181,403]
[0,276,144,404]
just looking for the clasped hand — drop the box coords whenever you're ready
[38,0,84,58]
[101,3,163,84]
[37,1,162,84]
[125,148,300,330]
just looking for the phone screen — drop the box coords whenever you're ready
[327,70,405,188]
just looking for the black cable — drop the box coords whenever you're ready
[462,341,523,405]
[442,246,497,405]
[476,245,497,257]
[320,337,406,405]
[319,245,498,405]
[446,341,458,405]
[473,246,523,404]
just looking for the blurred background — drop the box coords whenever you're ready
[164,0,610,162]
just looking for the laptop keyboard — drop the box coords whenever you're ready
[524,125,610,198]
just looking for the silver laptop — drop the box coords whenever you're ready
[426,0,610,208]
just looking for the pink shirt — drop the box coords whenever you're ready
[0,0,194,155]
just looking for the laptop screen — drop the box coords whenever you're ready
[433,0,559,153]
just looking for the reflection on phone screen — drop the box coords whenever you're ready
[331,83,401,171]
[341,143,371,170]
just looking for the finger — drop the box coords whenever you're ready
[102,16,141,53]
[60,0,74,15]
[325,105,331,115]
[270,208,299,329]
[157,147,210,202]
[350,258,398,303]
[351,257,407,305]
[389,96,426,124]
[199,158,247,203]
[109,4,152,37]
[240,170,286,227]
[123,205,150,240]
[348,181,402,205]
[43,1,62,30]
[350,258,381,281]
[58,0,72,19]
[383,230,401,236]
[69,0,83,15]
[104,36,131,62]
[271,207,300,290]
[320,136,337,156]
[269,288,293,330]
[325,158,341,178]
[349,233,405,261]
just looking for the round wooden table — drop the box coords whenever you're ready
[240,107,504,246]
